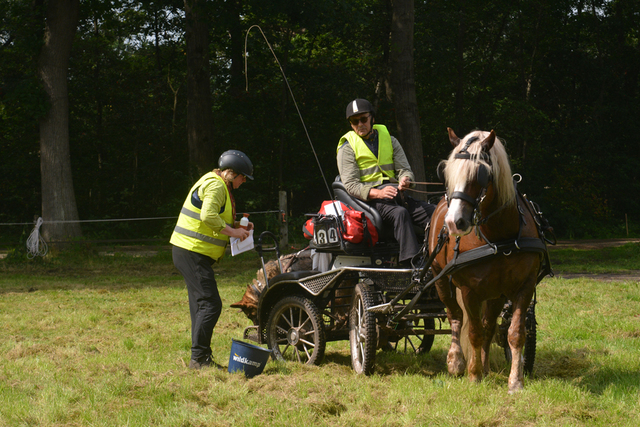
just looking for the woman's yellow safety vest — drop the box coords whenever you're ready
[337,124,396,186]
[170,172,234,261]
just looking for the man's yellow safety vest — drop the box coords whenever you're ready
[337,124,396,186]
[170,172,233,261]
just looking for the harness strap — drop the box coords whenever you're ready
[388,236,549,322]
[450,191,478,207]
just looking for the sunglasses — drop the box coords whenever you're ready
[349,115,370,126]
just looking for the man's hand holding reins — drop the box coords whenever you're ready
[397,176,411,192]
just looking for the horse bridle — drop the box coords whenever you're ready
[444,136,492,212]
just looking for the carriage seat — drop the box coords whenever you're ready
[332,176,394,242]
[332,176,429,243]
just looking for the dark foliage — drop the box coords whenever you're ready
[1,0,639,246]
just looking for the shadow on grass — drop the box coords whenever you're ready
[322,347,450,377]
[534,348,640,395]
[323,342,640,397]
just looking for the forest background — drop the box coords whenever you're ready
[1,0,639,248]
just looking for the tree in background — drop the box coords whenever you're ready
[184,0,215,175]
[1,0,639,245]
[38,0,82,243]
[385,0,427,200]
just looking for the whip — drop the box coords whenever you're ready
[244,25,332,200]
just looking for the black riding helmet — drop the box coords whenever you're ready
[346,98,375,119]
[218,150,254,180]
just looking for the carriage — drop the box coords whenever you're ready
[240,129,554,390]
[242,179,450,374]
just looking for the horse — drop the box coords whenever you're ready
[428,128,545,393]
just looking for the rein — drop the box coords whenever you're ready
[404,180,445,196]
[369,175,555,323]
[379,216,553,323]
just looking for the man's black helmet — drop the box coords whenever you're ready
[218,150,254,180]
[346,98,375,119]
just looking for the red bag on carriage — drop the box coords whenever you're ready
[302,200,378,247]
[342,210,378,246]
[302,200,350,239]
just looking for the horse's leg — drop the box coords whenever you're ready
[436,281,466,376]
[482,298,506,375]
[456,288,473,365]
[507,287,535,394]
[461,289,484,383]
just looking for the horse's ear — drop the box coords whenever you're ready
[481,130,496,151]
[447,127,460,147]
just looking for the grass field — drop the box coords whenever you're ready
[1,244,639,426]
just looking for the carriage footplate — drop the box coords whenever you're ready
[367,302,394,314]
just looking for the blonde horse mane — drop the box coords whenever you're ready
[441,130,515,207]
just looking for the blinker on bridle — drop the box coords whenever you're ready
[446,136,493,209]
[444,133,512,237]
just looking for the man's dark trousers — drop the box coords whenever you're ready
[369,193,435,262]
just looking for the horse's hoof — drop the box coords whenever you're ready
[447,356,466,377]
[468,373,483,383]
[508,383,524,394]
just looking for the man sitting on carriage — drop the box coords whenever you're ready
[336,98,436,264]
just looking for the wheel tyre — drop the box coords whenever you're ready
[390,315,435,354]
[503,304,537,374]
[349,282,377,375]
[417,317,436,354]
[266,296,326,365]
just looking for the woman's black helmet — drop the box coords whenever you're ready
[218,150,254,180]
[346,98,375,119]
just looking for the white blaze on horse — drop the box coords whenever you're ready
[429,128,548,393]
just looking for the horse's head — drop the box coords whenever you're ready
[439,128,515,237]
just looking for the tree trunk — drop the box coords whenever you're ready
[226,0,244,97]
[184,0,215,175]
[455,0,466,130]
[38,0,82,244]
[385,0,427,200]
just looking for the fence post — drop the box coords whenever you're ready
[279,191,288,248]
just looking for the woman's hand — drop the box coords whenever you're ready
[222,225,251,241]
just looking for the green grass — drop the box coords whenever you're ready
[1,246,639,426]
[550,242,640,273]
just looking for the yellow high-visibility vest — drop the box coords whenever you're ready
[337,124,396,186]
[170,172,233,261]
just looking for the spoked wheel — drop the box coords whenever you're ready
[266,296,326,365]
[388,313,436,355]
[349,282,377,375]
[500,302,537,374]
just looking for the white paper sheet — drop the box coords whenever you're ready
[322,201,344,218]
[229,230,255,256]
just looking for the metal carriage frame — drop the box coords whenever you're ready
[244,218,543,375]
[244,230,452,373]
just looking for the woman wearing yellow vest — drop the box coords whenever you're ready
[337,99,435,265]
[170,150,254,370]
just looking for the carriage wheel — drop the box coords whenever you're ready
[349,282,377,375]
[502,303,537,374]
[266,296,326,366]
[388,314,436,355]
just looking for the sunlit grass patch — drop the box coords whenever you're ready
[1,247,639,426]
